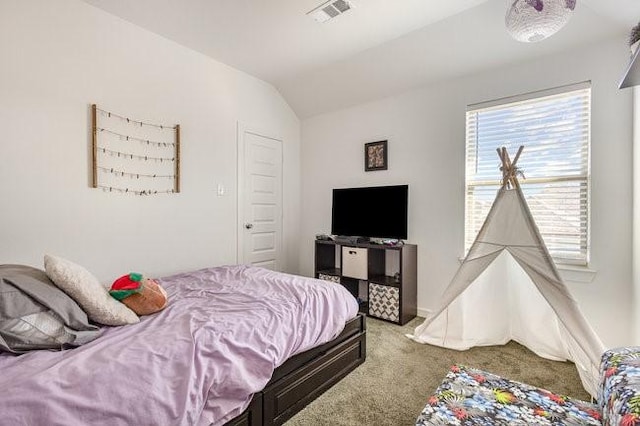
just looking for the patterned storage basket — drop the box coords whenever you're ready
[318,273,340,284]
[368,282,399,322]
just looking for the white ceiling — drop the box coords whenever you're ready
[82,0,639,118]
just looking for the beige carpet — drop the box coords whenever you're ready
[286,317,590,425]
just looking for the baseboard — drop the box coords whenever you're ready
[417,308,431,319]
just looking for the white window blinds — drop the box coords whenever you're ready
[465,82,591,265]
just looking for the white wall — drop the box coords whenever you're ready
[0,0,301,281]
[301,36,633,348]
[633,87,640,343]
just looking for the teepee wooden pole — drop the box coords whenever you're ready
[512,145,524,168]
[496,146,525,190]
[503,149,512,167]
[512,164,522,191]
[511,146,524,188]
[504,149,514,189]
[498,147,508,188]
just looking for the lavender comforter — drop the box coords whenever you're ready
[0,265,358,426]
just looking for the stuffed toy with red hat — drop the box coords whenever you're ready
[109,272,168,316]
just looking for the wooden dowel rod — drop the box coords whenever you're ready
[175,124,181,193]
[91,104,97,188]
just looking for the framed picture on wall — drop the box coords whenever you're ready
[364,140,388,171]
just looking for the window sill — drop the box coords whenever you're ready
[557,264,597,283]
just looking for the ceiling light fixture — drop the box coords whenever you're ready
[505,0,576,43]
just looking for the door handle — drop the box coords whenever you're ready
[245,223,254,229]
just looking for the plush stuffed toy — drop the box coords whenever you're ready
[109,273,168,316]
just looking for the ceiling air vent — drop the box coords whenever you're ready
[307,0,353,23]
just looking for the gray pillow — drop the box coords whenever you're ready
[0,265,101,354]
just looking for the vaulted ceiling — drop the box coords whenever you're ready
[82,0,640,118]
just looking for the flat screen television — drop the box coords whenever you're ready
[331,185,408,240]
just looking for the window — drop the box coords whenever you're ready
[465,82,591,265]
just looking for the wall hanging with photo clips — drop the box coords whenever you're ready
[91,104,180,195]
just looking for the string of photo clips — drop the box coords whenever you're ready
[91,104,180,195]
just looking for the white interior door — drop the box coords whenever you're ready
[237,125,283,271]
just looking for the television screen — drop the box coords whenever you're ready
[331,185,408,240]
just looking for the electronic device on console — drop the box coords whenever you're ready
[315,234,334,241]
[332,235,370,244]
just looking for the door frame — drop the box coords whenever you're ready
[236,121,284,266]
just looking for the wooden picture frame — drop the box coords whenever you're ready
[364,140,388,171]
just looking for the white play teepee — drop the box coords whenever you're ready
[409,146,604,397]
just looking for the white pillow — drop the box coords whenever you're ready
[44,255,139,326]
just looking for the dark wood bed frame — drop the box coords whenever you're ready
[225,313,367,426]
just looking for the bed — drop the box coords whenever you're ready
[0,264,366,426]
